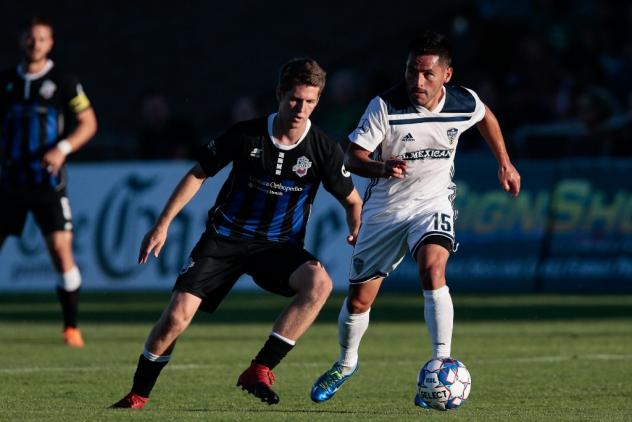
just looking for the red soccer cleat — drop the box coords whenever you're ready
[237,361,280,405]
[110,392,149,409]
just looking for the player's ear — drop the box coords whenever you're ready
[444,66,453,84]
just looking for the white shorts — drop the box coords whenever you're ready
[349,200,456,283]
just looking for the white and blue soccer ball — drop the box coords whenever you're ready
[416,357,471,411]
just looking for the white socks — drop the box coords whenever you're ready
[335,286,452,372]
[337,298,370,375]
[57,266,81,291]
[423,285,453,358]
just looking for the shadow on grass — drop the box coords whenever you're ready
[1,291,632,324]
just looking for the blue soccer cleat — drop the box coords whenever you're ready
[310,362,358,403]
[414,392,432,409]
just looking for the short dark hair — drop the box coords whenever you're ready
[22,16,54,35]
[409,30,452,66]
[278,58,326,94]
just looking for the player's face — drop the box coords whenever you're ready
[277,84,321,129]
[20,25,54,63]
[405,53,452,109]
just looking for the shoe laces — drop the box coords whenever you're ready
[318,365,344,389]
[254,365,276,385]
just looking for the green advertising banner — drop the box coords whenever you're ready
[388,158,632,292]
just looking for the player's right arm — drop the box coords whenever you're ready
[345,143,407,179]
[139,126,237,263]
[138,164,207,264]
[345,97,406,179]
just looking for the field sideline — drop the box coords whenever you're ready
[1,292,632,421]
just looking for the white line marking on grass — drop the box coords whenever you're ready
[3,354,632,375]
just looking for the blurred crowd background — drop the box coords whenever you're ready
[1,0,630,161]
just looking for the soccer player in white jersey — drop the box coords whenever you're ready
[311,30,521,404]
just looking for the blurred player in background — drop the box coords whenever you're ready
[0,17,97,348]
[311,30,521,404]
[112,58,362,409]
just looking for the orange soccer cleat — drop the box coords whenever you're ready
[62,327,85,348]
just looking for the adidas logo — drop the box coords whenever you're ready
[401,133,415,142]
[250,148,261,158]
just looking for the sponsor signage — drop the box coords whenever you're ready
[2,158,631,292]
[0,162,359,292]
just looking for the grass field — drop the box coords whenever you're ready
[1,292,632,421]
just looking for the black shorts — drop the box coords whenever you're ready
[174,232,318,313]
[0,188,73,237]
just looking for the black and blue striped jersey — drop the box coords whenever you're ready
[0,60,91,191]
[198,114,354,245]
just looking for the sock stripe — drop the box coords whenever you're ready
[270,331,296,346]
[143,348,171,363]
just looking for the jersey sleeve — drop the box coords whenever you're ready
[196,125,239,176]
[466,87,486,124]
[320,139,354,201]
[348,96,388,152]
[61,75,91,114]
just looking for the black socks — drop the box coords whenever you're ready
[254,335,294,370]
[56,287,79,328]
[131,354,169,397]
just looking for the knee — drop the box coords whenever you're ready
[47,234,70,255]
[160,310,192,336]
[347,294,372,314]
[419,260,446,287]
[294,261,333,300]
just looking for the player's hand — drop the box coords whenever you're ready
[382,158,407,179]
[41,148,66,176]
[498,163,521,197]
[347,230,359,246]
[138,225,168,264]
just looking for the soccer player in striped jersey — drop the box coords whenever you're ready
[112,58,362,409]
[0,18,97,348]
[311,30,521,405]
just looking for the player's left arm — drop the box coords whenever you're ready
[339,188,362,245]
[320,137,363,245]
[42,78,97,175]
[476,105,521,197]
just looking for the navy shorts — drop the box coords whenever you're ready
[174,231,318,313]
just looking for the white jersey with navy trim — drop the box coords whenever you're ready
[349,82,485,222]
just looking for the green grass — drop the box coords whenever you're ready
[1,292,632,421]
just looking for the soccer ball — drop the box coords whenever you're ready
[415,357,471,411]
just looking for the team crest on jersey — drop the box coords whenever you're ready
[357,119,370,134]
[179,257,195,275]
[292,156,312,177]
[39,80,57,99]
[446,128,458,145]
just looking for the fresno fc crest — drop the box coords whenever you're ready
[292,156,312,177]
[39,80,57,99]
[446,128,458,145]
